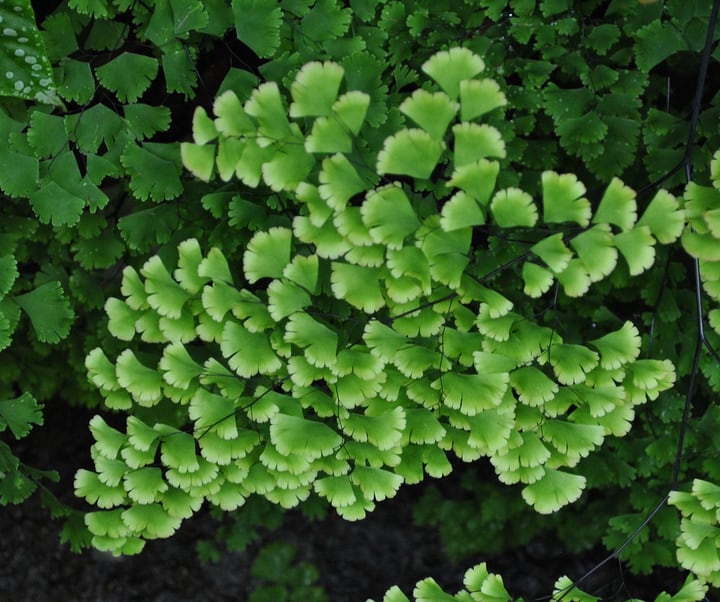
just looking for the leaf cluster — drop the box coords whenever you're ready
[78,49,682,565]
[2,0,720,598]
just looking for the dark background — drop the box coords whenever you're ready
[0,401,688,602]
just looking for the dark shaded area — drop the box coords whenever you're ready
[0,402,689,602]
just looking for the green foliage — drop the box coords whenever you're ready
[78,47,683,564]
[2,0,720,599]
[370,563,707,602]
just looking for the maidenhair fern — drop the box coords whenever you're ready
[370,562,707,602]
[0,0,718,598]
[79,48,680,555]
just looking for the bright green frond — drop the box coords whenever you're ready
[682,230,720,262]
[270,413,341,460]
[468,284,513,318]
[189,388,237,439]
[510,366,558,406]
[593,177,637,231]
[542,171,591,227]
[259,439,311,474]
[531,232,573,273]
[191,106,218,145]
[475,308,518,342]
[243,227,292,283]
[435,372,508,415]
[213,90,255,136]
[399,89,458,139]
[521,468,586,513]
[490,187,538,227]
[614,226,656,275]
[452,123,506,167]
[318,153,368,211]
[206,480,246,511]
[75,469,127,509]
[86,348,120,392]
[377,129,445,179]
[331,262,385,312]
[294,215,351,258]
[332,91,371,134]
[463,563,511,602]
[89,415,128,460]
[555,259,591,297]
[285,312,338,367]
[306,116,353,154]
[362,184,420,249]
[120,439,159,470]
[123,467,168,504]
[545,343,598,385]
[115,350,163,407]
[159,429,200,473]
[85,509,128,539]
[386,247,431,294]
[419,218,471,288]
[522,262,554,298]
[466,410,515,455]
[262,142,314,191]
[141,255,190,319]
[126,416,159,453]
[221,320,281,377]
[492,431,550,477]
[459,78,507,120]
[334,347,385,379]
[472,351,518,374]
[569,224,618,282]
[181,142,215,182]
[421,47,485,99]
[290,61,344,117]
[342,407,405,451]
[364,320,407,363]
[692,479,720,511]
[199,429,259,465]
[412,577,457,602]
[120,266,149,311]
[267,278,312,321]
[174,238,209,294]
[448,160,500,204]
[159,342,203,389]
[440,191,486,232]
[200,282,242,322]
[350,465,403,502]
[404,409,446,445]
[552,576,601,602]
[231,289,274,330]
[542,420,605,461]
[244,82,293,141]
[283,254,319,293]
[121,503,182,539]
[198,247,233,284]
[590,321,641,370]
[314,475,357,508]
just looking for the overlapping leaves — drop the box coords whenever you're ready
[80,47,682,556]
